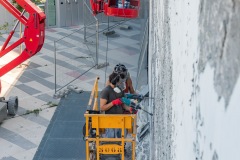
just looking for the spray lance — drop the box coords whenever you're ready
[121,96,153,116]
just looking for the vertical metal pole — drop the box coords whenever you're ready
[108,16,110,31]
[19,10,25,54]
[19,10,25,55]
[93,77,99,110]
[122,118,125,160]
[96,20,99,66]
[135,18,149,90]
[19,23,22,53]
[96,116,100,160]
[86,116,89,160]
[83,0,86,42]
[54,41,57,93]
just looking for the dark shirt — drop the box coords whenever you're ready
[100,85,124,114]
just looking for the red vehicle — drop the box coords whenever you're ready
[0,0,46,121]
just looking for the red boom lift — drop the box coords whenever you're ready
[90,0,140,18]
[0,0,45,121]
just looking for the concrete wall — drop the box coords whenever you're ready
[149,0,240,160]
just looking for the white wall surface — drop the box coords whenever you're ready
[149,0,240,159]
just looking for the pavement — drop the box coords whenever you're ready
[0,19,145,160]
[33,91,90,160]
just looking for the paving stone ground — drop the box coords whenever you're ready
[0,19,147,160]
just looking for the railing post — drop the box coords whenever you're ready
[88,77,100,110]
[54,41,57,93]
[136,18,149,90]
[132,115,136,159]
[96,20,99,66]
[96,116,100,160]
[93,77,99,110]
[83,0,87,42]
[86,116,89,159]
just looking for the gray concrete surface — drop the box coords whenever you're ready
[148,0,173,159]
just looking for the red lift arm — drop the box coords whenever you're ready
[0,0,46,78]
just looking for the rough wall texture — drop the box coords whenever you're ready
[149,0,240,160]
[149,0,173,160]
[199,0,240,107]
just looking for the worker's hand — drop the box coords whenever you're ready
[130,107,138,114]
[112,98,123,106]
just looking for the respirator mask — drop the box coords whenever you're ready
[113,81,126,93]
[113,71,128,93]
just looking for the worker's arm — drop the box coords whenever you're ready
[127,77,136,94]
[100,98,122,111]
[100,98,113,111]
[100,86,113,111]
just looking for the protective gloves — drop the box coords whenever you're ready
[130,107,138,114]
[112,98,123,106]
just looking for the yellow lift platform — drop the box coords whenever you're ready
[84,77,137,160]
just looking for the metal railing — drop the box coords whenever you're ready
[53,1,140,94]
[83,0,99,65]
[53,25,97,93]
[135,18,149,90]
[83,0,131,66]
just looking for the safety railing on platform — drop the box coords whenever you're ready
[84,77,137,160]
[84,114,137,160]
[87,76,100,111]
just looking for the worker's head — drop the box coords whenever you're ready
[113,63,128,82]
[109,72,120,85]
[109,72,126,93]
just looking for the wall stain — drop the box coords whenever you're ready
[198,0,240,108]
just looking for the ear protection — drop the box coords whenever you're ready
[110,74,120,85]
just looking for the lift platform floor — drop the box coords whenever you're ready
[33,91,90,160]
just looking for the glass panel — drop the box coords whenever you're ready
[48,0,56,26]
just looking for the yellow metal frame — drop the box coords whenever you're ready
[85,77,137,160]
[85,114,137,160]
[87,76,99,111]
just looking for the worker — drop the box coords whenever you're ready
[116,0,122,8]
[116,0,130,8]
[106,63,138,114]
[100,72,133,138]
[106,63,136,94]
